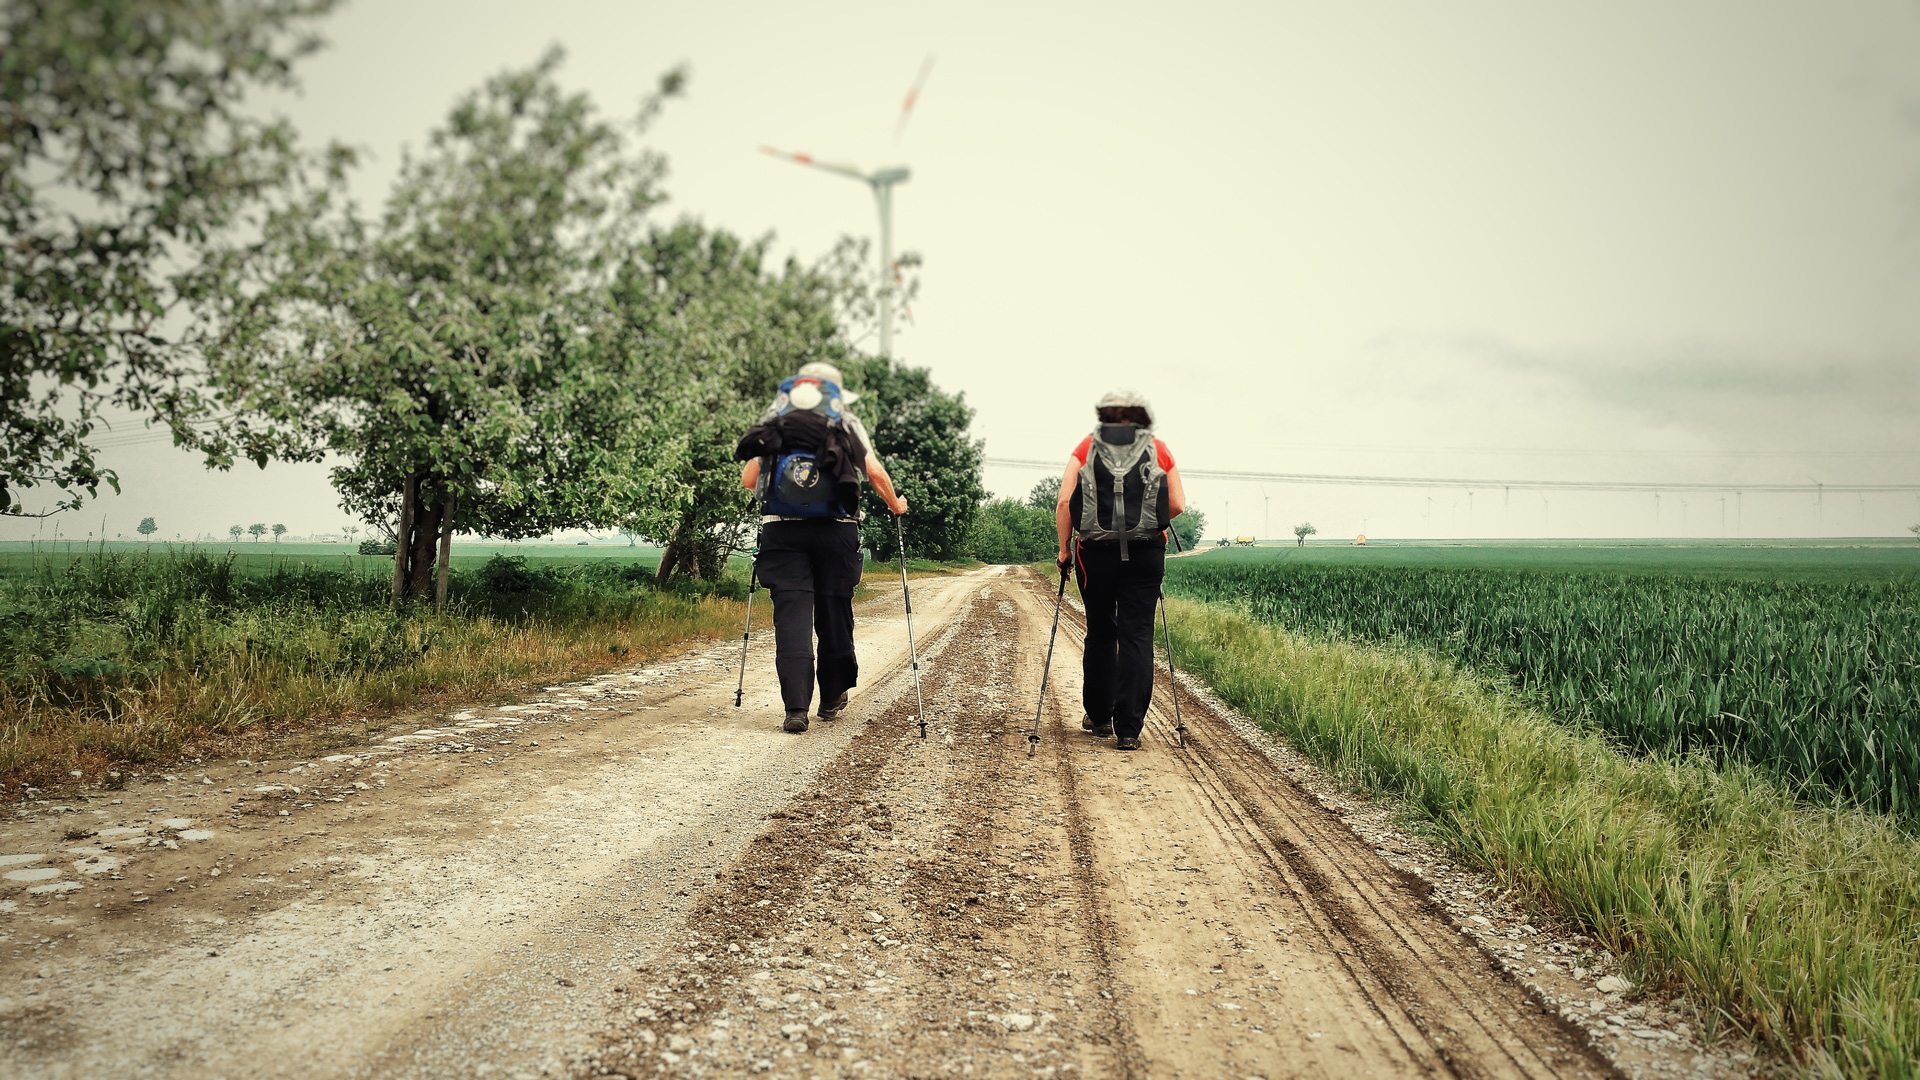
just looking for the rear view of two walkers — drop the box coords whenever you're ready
[736,371,1184,749]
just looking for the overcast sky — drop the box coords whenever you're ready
[14,0,1920,543]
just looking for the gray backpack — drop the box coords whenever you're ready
[1073,424,1169,561]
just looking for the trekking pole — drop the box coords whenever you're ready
[894,515,926,739]
[734,561,758,708]
[1163,528,1188,747]
[1028,549,1072,758]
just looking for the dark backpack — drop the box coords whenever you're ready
[1071,424,1169,560]
[734,377,863,520]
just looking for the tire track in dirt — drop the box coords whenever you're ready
[1037,566,1615,1079]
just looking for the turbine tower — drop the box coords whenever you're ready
[762,57,933,359]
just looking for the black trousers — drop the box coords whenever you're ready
[755,520,863,713]
[1076,539,1166,739]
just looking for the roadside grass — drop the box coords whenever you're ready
[1164,598,1920,1077]
[1,548,982,794]
[0,549,744,795]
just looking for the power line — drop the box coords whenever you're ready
[981,457,1920,495]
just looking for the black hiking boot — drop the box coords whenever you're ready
[1091,723,1114,739]
[818,691,849,721]
[783,709,810,733]
[1116,736,1142,751]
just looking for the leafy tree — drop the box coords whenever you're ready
[1910,522,1919,543]
[203,51,687,600]
[248,523,266,541]
[1027,475,1061,512]
[271,523,287,541]
[1172,508,1206,552]
[852,357,985,561]
[228,524,243,542]
[1294,521,1317,547]
[343,524,358,544]
[604,223,855,584]
[0,0,337,516]
[136,516,158,539]
[966,499,1053,563]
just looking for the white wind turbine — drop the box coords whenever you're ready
[761,56,934,359]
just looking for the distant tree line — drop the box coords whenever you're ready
[957,478,1205,564]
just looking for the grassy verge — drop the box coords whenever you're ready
[1,550,745,795]
[1168,597,1920,1078]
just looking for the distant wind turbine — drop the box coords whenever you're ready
[762,56,934,358]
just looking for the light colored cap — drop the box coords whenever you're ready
[797,361,859,404]
[1096,389,1153,425]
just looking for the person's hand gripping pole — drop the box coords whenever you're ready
[1029,547,1073,758]
[895,514,926,739]
[734,559,758,708]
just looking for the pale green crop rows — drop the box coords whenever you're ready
[1166,562,1920,820]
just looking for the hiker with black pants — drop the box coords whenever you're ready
[1054,391,1187,751]
[736,362,908,734]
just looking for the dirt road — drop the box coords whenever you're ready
[5,565,1627,1080]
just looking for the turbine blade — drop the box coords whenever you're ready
[759,144,869,181]
[893,54,935,142]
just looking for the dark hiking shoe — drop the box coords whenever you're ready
[783,710,811,733]
[1116,736,1142,750]
[818,692,849,721]
[1080,715,1095,731]
[1091,724,1115,739]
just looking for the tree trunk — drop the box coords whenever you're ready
[406,491,445,599]
[390,474,416,604]
[654,531,680,588]
[435,491,458,613]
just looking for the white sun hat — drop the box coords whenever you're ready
[797,361,860,404]
[1095,389,1153,426]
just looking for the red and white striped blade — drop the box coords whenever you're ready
[893,55,935,141]
[759,144,867,180]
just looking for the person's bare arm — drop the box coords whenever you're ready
[740,459,760,491]
[865,454,908,515]
[1054,459,1080,567]
[1166,464,1186,518]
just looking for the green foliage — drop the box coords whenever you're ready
[203,50,689,596]
[852,357,985,561]
[136,517,158,539]
[357,538,396,556]
[0,546,743,782]
[966,499,1053,564]
[1171,508,1205,552]
[1293,521,1316,545]
[607,222,856,582]
[1167,561,1920,819]
[228,525,243,541]
[0,0,338,516]
[272,524,287,541]
[1169,599,1920,1078]
[0,547,743,709]
[248,523,266,541]
[1026,476,1061,512]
